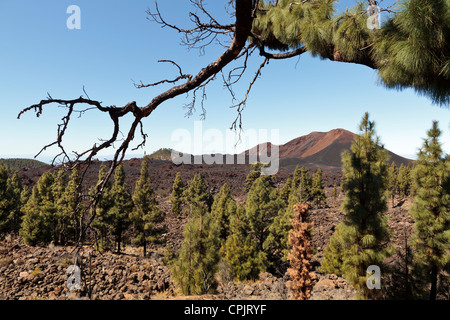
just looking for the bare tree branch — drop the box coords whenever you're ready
[230,56,269,131]
[146,0,235,54]
[134,60,192,88]
[18,0,256,249]
[18,0,394,249]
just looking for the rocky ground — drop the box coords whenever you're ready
[0,237,356,300]
[0,240,172,300]
[0,187,423,301]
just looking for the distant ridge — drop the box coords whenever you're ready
[242,128,412,171]
[0,158,49,171]
[147,148,174,161]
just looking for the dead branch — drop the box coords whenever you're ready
[134,60,192,88]
[230,56,269,131]
[19,0,387,249]
[146,0,235,54]
[18,0,256,248]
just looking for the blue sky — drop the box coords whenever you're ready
[0,0,448,163]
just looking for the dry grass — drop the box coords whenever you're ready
[31,267,41,276]
[0,257,12,267]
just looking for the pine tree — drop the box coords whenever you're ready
[409,121,450,301]
[222,204,266,281]
[170,172,185,216]
[387,162,399,208]
[19,186,30,227]
[292,165,302,190]
[210,183,235,245]
[384,230,417,299]
[321,113,394,299]
[0,169,24,235]
[287,203,314,300]
[163,243,176,266]
[333,182,338,202]
[320,221,345,275]
[184,173,212,212]
[311,168,326,208]
[61,167,83,243]
[245,175,283,253]
[0,164,10,234]
[172,205,220,295]
[20,172,57,245]
[91,163,114,251]
[291,166,313,203]
[397,163,411,198]
[53,169,71,244]
[20,185,41,245]
[263,205,292,270]
[130,158,165,257]
[7,172,24,234]
[264,182,300,268]
[408,163,418,197]
[109,163,133,254]
[244,161,270,192]
[279,178,292,205]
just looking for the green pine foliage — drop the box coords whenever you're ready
[387,162,399,207]
[5,173,23,233]
[409,121,450,300]
[279,177,292,205]
[184,173,212,212]
[62,167,83,243]
[320,221,346,274]
[91,163,114,251]
[264,179,302,269]
[109,163,133,254]
[397,163,412,198]
[222,204,266,281]
[0,168,24,235]
[291,166,313,203]
[374,0,450,105]
[0,164,11,234]
[321,113,395,299]
[53,169,73,245]
[254,0,450,106]
[262,166,327,271]
[18,186,30,230]
[210,183,235,245]
[291,165,302,190]
[172,205,220,295]
[245,175,283,253]
[312,168,327,208]
[333,182,338,201]
[263,204,292,269]
[170,172,185,216]
[19,186,42,246]
[244,161,271,192]
[163,243,176,266]
[20,172,57,245]
[130,159,165,257]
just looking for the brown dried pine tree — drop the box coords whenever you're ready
[287,202,314,300]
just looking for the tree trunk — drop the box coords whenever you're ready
[429,265,438,300]
[117,228,122,254]
[188,223,192,296]
[143,239,147,257]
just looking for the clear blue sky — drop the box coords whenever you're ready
[0,0,449,163]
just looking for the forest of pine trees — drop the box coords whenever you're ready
[0,115,448,300]
[2,158,166,255]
